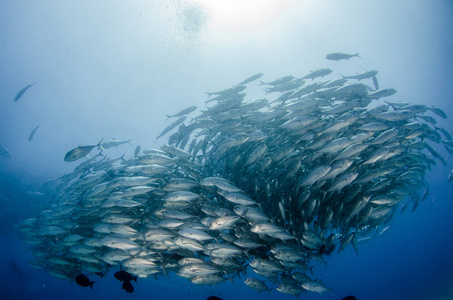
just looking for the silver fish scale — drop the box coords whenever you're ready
[20,62,452,296]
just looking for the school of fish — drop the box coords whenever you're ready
[18,54,453,296]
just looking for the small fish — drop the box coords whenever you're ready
[157,116,187,140]
[302,68,332,80]
[64,138,103,162]
[100,138,131,149]
[114,270,137,283]
[341,70,378,80]
[341,296,357,300]
[14,82,37,102]
[238,73,264,85]
[166,105,197,119]
[207,297,223,300]
[122,281,134,293]
[0,144,11,159]
[326,52,360,61]
[28,125,40,142]
[75,274,95,289]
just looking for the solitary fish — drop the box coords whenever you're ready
[75,274,95,289]
[326,53,360,61]
[64,138,103,162]
[14,83,37,102]
[0,144,11,159]
[28,125,40,142]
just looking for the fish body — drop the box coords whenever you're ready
[342,70,378,80]
[302,68,332,80]
[239,73,264,85]
[28,125,40,141]
[101,139,131,149]
[300,280,332,294]
[122,281,134,293]
[244,278,272,293]
[157,116,187,139]
[166,105,198,119]
[14,82,37,102]
[75,274,95,289]
[64,139,103,162]
[298,165,331,187]
[259,75,294,86]
[325,52,360,60]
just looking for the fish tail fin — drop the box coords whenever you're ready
[340,74,346,79]
[258,80,265,85]
[133,276,138,283]
[224,271,235,285]
[356,53,362,59]
[127,139,132,146]
[97,138,105,151]
[384,100,396,110]
[209,139,218,148]
[161,266,170,278]
[90,281,95,289]
[238,208,249,219]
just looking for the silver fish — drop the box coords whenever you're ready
[64,138,103,162]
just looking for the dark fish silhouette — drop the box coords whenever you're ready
[114,270,137,283]
[14,82,37,102]
[8,261,25,277]
[64,138,103,162]
[122,281,134,293]
[75,274,95,289]
[207,297,223,300]
[341,296,357,300]
[94,272,105,279]
[28,125,40,142]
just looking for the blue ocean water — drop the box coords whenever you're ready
[1,1,453,299]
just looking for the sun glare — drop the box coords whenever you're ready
[192,0,296,32]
